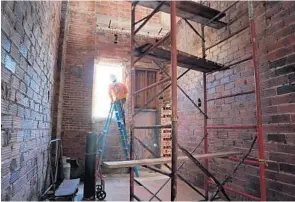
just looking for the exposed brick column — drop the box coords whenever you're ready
[52,1,69,139]
[61,2,96,160]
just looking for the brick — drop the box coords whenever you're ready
[277,84,295,95]
[1,48,7,65]
[262,88,277,97]
[269,152,295,163]
[19,44,28,59]
[266,161,279,172]
[275,64,295,76]
[1,32,11,52]
[289,73,295,82]
[8,103,17,115]
[15,21,25,37]
[267,189,295,201]
[4,55,16,73]
[286,53,295,64]
[267,134,287,143]
[1,115,13,128]
[277,103,295,113]
[270,114,290,123]
[277,144,295,154]
[269,56,287,69]
[4,4,17,26]
[1,14,13,37]
[10,43,20,64]
[10,31,21,48]
[279,163,295,174]
[14,2,24,23]
[266,170,295,185]
[19,82,27,94]
[267,180,295,197]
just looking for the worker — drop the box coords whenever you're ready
[108,74,128,124]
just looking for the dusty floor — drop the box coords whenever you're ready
[77,171,205,201]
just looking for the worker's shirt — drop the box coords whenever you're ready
[108,82,128,101]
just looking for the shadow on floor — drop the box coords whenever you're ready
[76,171,205,201]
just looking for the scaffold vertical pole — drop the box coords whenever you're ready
[201,25,209,199]
[130,2,136,201]
[170,1,178,201]
[248,1,266,200]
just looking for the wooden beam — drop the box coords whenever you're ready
[103,151,241,168]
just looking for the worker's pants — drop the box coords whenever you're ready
[115,98,126,124]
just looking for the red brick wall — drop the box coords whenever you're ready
[52,1,69,139]
[176,1,295,200]
[61,1,96,160]
[1,1,62,200]
[96,1,161,24]
[61,1,161,164]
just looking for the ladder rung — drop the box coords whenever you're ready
[133,124,171,129]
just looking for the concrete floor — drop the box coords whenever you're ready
[77,171,205,201]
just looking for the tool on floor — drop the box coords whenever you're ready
[96,103,139,200]
[54,179,80,201]
[41,139,81,201]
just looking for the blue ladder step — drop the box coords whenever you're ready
[98,103,139,177]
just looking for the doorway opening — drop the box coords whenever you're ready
[92,63,123,119]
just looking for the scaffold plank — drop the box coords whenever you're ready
[136,47,228,73]
[135,1,227,29]
[103,151,241,168]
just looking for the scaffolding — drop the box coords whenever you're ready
[104,1,266,201]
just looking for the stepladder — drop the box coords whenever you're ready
[97,103,139,178]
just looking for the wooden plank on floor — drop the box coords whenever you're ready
[103,151,240,168]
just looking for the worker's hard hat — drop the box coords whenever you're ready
[110,74,117,82]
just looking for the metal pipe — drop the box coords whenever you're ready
[41,184,53,198]
[204,1,238,26]
[49,138,61,143]
[149,178,170,201]
[133,194,142,201]
[134,2,165,35]
[134,15,148,26]
[210,136,257,201]
[153,61,208,118]
[134,137,206,199]
[178,144,230,200]
[134,124,171,129]
[184,19,205,42]
[201,25,209,199]
[130,4,136,201]
[248,1,266,200]
[54,140,59,184]
[134,77,170,95]
[134,179,162,201]
[208,180,260,201]
[170,2,178,201]
[207,90,255,102]
[206,25,248,50]
[206,125,257,129]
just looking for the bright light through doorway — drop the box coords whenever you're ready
[92,63,123,118]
